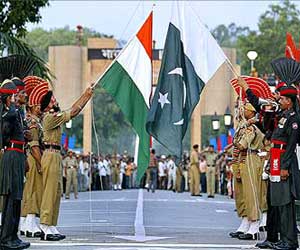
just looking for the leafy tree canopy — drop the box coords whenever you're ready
[0,0,49,37]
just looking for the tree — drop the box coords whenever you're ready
[212,23,250,48]
[0,0,49,37]
[23,26,113,61]
[237,0,300,74]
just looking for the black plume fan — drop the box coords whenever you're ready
[0,55,37,82]
[271,57,300,86]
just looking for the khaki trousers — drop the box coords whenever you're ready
[189,165,200,195]
[66,168,78,198]
[257,164,268,212]
[175,167,182,192]
[240,155,261,221]
[207,166,216,196]
[22,154,43,216]
[40,151,62,226]
[232,162,246,217]
[112,168,120,185]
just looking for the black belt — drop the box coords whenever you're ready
[207,165,215,167]
[44,144,61,150]
[273,144,287,150]
[8,143,24,151]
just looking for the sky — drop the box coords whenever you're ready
[27,1,299,48]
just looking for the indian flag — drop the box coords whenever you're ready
[98,12,152,182]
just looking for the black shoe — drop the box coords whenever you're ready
[255,240,275,249]
[259,226,266,232]
[208,195,215,198]
[26,231,42,238]
[238,232,259,240]
[1,239,30,249]
[55,234,66,240]
[273,240,297,250]
[229,231,244,238]
[40,232,61,241]
[152,190,155,193]
[147,188,150,192]
[20,231,25,236]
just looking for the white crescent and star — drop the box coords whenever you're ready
[158,92,171,109]
[168,67,186,126]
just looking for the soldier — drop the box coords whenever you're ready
[234,103,265,240]
[202,145,218,198]
[238,77,281,248]
[111,155,120,191]
[175,160,183,193]
[268,86,300,250]
[36,82,93,241]
[0,80,30,249]
[20,76,46,238]
[228,123,249,238]
[190,144,201,196]
[64,150,79,199]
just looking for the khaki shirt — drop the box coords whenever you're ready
[26,113,43,149]
[64,156,78,169]
[42,110,71,145]
[203,152,218,166]
[238,124,264,151]
[190,150,199,167]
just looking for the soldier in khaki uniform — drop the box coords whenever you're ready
[235,103,265,240]
[35,82,93,241]
[202,145,218,198]
[64,151,79,199]
[111,155,120,191]
[190,144,201,196]
[20,76,45,238]
[175,162,183,193]
[228,123,249,238]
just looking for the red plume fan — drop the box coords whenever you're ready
[230,76,273,101]
[271,57,300,86]
[286,33,300,62]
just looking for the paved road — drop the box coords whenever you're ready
[24,189,267,249]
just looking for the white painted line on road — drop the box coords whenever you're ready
[216,210,229,213]
[30,242,255,248]
[61,210,135,215]
[135,188,145,237]
[113,189,171,242]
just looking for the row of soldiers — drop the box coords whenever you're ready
[0,76,93,249]
[228,62,300,250]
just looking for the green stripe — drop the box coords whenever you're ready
[99,61,150,182]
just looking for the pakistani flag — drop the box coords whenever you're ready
[98,12,152,182]
[146,2,227,159]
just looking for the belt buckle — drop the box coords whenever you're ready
[280,144,283,150]
[11,142,14,148]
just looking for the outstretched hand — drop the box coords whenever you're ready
[237,77,248,90]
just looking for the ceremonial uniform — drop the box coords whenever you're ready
[270,108,300,249]
[64,154,79,199]
[0,80,30,249]
[189,147,200,196]
[40,110,71,227]
[21,113,43,237]
[111,158,120,190]
[202,150,218,197]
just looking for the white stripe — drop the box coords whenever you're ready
[30,242,254,248]
[134,188,145,237]
[171,2,227,83]
[117,37,152,108]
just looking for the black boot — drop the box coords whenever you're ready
[255,240,276,249]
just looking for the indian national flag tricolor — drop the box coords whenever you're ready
[98,12,152,182]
